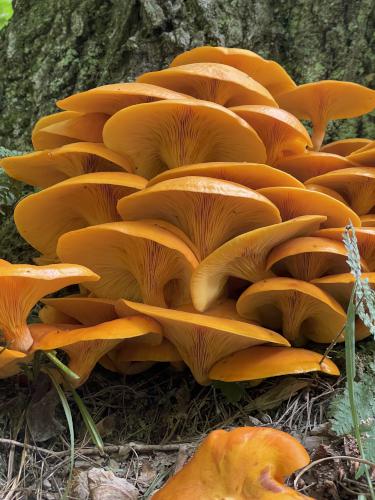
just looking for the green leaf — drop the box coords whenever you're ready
[0,1,13,30]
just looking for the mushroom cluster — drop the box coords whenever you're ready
[2,46,375,387]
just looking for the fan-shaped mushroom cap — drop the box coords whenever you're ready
[305,184,347,204]
[266,236,368,281]
[321,138,371,156]
[210,346,339,382]
[153,426,314,500]
[361,214,375,227]
[0,142,132,188]
[118,176,281,260]
[147,162,304,189]
[39,304,79,325]
[103,99,267,179]
[274,152,356,182]
[57,82,191,114]
[306,167,375,215]
[230,105,312,165]
[0,349,31,379]
[32,112,108,150]
[14,172,146,259]
[137,63,277,107]
[277,81,375,150]
[41,297,118,326]
[347,140,375,166]
[170,46,296,97]
[31,317,162,386]
[191,215,326,312]
[57,220,198,307]
[314,227,375,270]
[237,278,346,345]
[0,261,98,352]
[258,187,361,227]
[117,299,289,385]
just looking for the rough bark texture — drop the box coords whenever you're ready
[0,0,374,150]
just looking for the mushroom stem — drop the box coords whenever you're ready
[1,324,34,353]
[311,121,327,151]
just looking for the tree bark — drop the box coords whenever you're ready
[0,0,374,150]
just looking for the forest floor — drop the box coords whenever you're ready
[0,349,371,500]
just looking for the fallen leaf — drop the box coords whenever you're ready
[72,468,139,499]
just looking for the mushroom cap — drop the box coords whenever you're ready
[191,215,327,312]
[237,277,347,345]
[147,162,304,189]
[274,152,357,182]
[0,349,32,379]
[314,227,375,270]
[266,236,368,280]
[103,99,267,179]
[277,80,375,122]
[118,176,281,260]
[306,167,375,215]
[257,186,361,227]
[32,112,108,150]
[347,140,375,166]
[305,184,347,204]
[57,220,198,307]
[170,46,296,97]
[137,63,277,107]
[56,82,191,114]
[118,299,289,385]
[312,272,375,308]
[0,142,133,188]
[14,172,146,258]
[321,138,371,156]
[210,346,340,382]
[0,261,98,352]
[230,105,312,164]
[361,214,375,227]
[153,426,314,500]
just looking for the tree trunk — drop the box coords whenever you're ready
[0,0,374,150]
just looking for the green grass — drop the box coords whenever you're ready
[0,0,13,30]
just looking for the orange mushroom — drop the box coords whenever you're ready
[31,111,82,150]
[57,220,198,306]
[116,299,289,385]
[153,426,314,499]
[321,138,371,156]
[0,142,132,188]
[0,349,31,379]
[170,46,296,97]
[137,63,277,107]
[258,187,361,227]
[190,215,326,312]
[0,260,98,352]
[103,99,267,178]
[305,184,347,204]
[347,140,375,166]
[237,278,346,345]
[14,172,146,260]
[277,81,375,150]
[361,214,375,227]
[118,176,281,260]
[230,105,312,164]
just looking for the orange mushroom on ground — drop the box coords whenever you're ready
[277,80,375,151]
[117,176,281,260]
[230,105,312,165]
[0,142,133,188]
[153,426,315,499]
[347,140,375,166]
[305,184,347,204]
[236,278,347,345]
[137,63,277,107]
[170,46,296,97]
[0,349,32,379]
[321,138,371,156]
[103,99,267,178]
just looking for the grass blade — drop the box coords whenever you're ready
[44,351,80,381]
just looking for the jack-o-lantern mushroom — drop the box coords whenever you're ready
[32,111,108,150]
[118,176,281,260]
[305,185,347,204]
[14,172,147,261]
[274,152,357,182]
[191,216,326,312]
[0,349,31,379]
[103,99,267,179]
[266,236,368,281]
[361,215,375,227]
[57,220,199,307]
[137,63,277,107]
[321,138,371,156]
[230,105,312,165]
[306,167,375,215]
[277,81,375,151]
[153,426,315,500]
[170,46,296,97]
[57,82,191,114]
[258,187,361,227]
[0,142,132,188]
[0,260,99,352]
[347,140,375,166]
[237,278,347,345]
[116,299,289,385]
[147,162,304,189]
